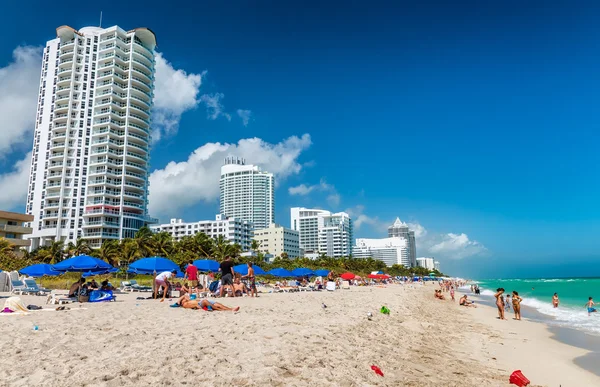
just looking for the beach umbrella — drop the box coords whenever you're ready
[232,264,266,276]
[193,259,219,272]
[314,269,330,277]
[291,268,313,277]
[128,257,179,275]
[267,268,294,277]
[340,272,355,280]
[52,255,114,273]
[20,264,60,278]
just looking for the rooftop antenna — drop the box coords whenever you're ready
[99,11,103,28]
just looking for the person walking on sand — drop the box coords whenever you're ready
[219,256,235,298]
[512,291,523,320]
[586,297,597,316]
[184,260,200,298]
[494,288,506,320]
[553,293,559,308]
[241,262,257,298]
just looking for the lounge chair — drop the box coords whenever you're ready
[23,279,51,295]
[11,280,40,295]
[120,281,133,292]
[341,281,350,290]
[326,281,336,291]
[129,280,152,292]
[46,293,76,305]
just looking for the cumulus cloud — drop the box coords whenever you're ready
[0,152,31,210]
[148,134,312,217]
[288,178,334,196]
[345,205,387,231]
[0,46,42,155]
[200,93,231,121]
[152,53,204,141]
[326,193,341,207]
[407,222,486,260]
[236,109,252,126]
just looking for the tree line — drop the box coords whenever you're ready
[0,226,445,277]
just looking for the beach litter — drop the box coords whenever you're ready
[371,365,384,376]
[367,312,373,320]
[509,370,530,386]
[380,306,390,315]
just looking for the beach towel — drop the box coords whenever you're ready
[3,297,29,313]
[89,290,115,303]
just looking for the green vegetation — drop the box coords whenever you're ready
[0,226,445,288]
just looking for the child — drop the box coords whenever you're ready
[505,294,512,312]
[450,286,455,301]
[586,297,597,316]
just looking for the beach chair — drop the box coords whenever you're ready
[23,279,51,295]
[129,280,152,292]
[326,281,336,291]
[46,293,76,305]
[120,281,133,292]
[11,280,39,295]
[341,281,350,290]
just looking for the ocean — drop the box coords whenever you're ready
[468,278,600,336]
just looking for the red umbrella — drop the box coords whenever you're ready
[340,272,355,280]
[368,274,390,280]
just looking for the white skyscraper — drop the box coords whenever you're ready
[219,157,274,230]
[290,207,353,258]
[353,237,410,267]
[388,218,417,267]
[26,25,157,249]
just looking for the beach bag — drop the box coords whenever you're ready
[209,280,219,293]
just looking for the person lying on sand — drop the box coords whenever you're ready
[175,295,239,312]
[459,295,477,307]
[434,290,446,300]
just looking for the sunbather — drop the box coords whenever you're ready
[68,278,86,298]
[233,277,247,297]
[175,295,239,311]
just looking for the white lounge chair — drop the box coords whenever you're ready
[130,280,152,292]
[11,280,40,295]
[326,281,336,291]
[120,281,133,292]
[23,279,51,295]
[341,280,350,290]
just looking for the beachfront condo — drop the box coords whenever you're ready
[353,237,411,267]
[388,217,417,267]
[0,210,34,255]
[150,215,253,251]
[416,257,435,270]
[26,25,158,250]
[253,223,301,259]
[219,157,275,230]
[290,207,353,258]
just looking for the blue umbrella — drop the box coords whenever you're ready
[193,259,219,272]
[314,269,330,277]
[291,268,314,277]
[233,264,266,276]
[52,255,114,273]
[267,268,294,277]
[20,263,60,278]
[129,257,179,274]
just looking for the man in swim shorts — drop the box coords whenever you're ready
[586,297,597,316]
[175,295,239,312]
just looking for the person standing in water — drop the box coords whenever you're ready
[552,293,559,308]
[512,291,523,320]
[586,297,597,316]
[494,288,506,320]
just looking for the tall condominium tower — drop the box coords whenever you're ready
[290,207,353,258]
[219,157,274,230]
[26,25,157,250]
[388,218,417,267]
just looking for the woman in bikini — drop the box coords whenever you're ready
[176,295,240,312]
[552,293,559,308]
[494,288,506,320]
[512,291,523,320]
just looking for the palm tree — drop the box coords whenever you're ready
[151,232,174,257]
[212,235,232,261]
[38,240,65,264]
[134,226,153,257]
[94,240,120,266]
[193,232,214,258]
[66,238,91,257]
[0,237,15,257]
[119,239,141,268]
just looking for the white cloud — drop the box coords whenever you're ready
[148,134,312,217]
[326,193,341,207]
[408,221,486,260]
[200,93,231,121]
[237,109,252,126]
[345,205,387,231]
[0,152,31,210]
[152,53,204,142]
[288,178,334,196]
[0,46,42,155]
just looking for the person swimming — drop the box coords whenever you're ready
[552,293,559,308]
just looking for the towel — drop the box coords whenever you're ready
[3,297,29,313]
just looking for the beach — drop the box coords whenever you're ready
[0,284,598,386]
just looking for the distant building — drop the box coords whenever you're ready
[150,214,253,251]
[416,257,435,270]
[1,210,34,253]
[353,237,410,267]
[290,207,353,258]
[220,157,274,230]
[434,261,441,272]
[388,218,416,267]
[253,223,301,259]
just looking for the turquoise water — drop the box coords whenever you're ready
[470,278,600,335]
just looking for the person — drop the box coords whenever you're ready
[512,291,523,320]
[233,277,247,297]
[175,295,240,311]
[184,260,200,298]
[241,262,257,298]
[88,279,99,290]
[327,271,335,283]
[494,288,506,320]
[586,297,597,316]
[100,280,116,291]
[552,293,559,308]
[505,295,512,312]
[219,256,235,297]
[459,294,477,307]
[434,289,446,300]
[450,286,455,301]
[155,269,177,302]
[68,278,86,298]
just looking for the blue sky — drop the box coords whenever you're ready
[1,1,600,278]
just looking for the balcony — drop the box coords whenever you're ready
[1,224,33,235]
[3,237,31,247]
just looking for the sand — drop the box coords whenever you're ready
[0,284,597,386]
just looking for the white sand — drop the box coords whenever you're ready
[0,284,597,386]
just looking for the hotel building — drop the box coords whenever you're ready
[253,223,301,259]
[388,217,417,267]
[353,237,410,267]
[290,207,353,258]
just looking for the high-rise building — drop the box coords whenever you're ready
[26,25,157,250]
[219,157,274,231]
[290,207,353,258]
[150,215,253,251]
[353,237,410,267]
[434,261,441,272]
[416,257,435,270]
[253,223,301,259]
[388,218,416,267]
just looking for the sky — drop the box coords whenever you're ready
[1,1,600,278]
